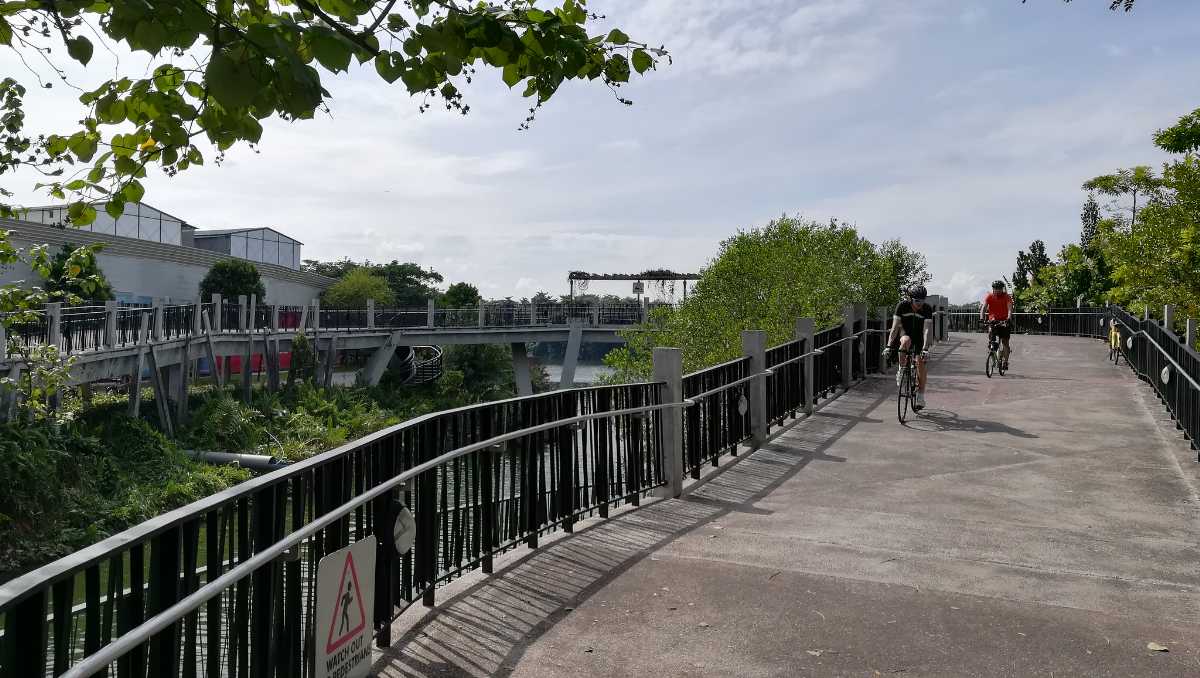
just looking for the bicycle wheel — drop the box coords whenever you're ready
[897,365,911,424]
[985,351,994,378]
[997,353,1007,376]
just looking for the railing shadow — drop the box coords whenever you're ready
[373,384,892,678]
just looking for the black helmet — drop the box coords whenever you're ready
[992,280,1006,290]
[907,285,928,301]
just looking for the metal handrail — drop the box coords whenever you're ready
[59,397,686,678]
[684,372,769,404]
[1113,317,1200,391]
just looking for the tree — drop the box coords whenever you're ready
[878,239,930,297]
[199,259,266,301]
[42,243,114,301]
[303,258,442,306]
[1016,244,1111,311]
[0,1,665,222]
[1012,240,1051,297]
[1080,194,1100,250]
[1154,108,1200,154]
[441,282,481,308]
[322,267,395,307]
[1083,166,1161,227]
[604,216,897,379]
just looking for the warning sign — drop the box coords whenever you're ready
[315,536,376,678]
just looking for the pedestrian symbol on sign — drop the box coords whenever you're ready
[326,550,367,655]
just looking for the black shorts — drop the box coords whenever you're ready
[990,322,1011,340]
[891,335,925,355]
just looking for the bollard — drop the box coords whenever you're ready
[652,347,684,498]
[797,318,815,415]
[742,330,768,447]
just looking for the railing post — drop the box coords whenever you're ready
[46,302,61,349]
[237,295,248,331]
[1164,305,1175,333]
[105,300,119,348]
[854,302,867,377]
[592,304,600,326]
[192,300,202,335]
[841,305,853,390]
[270,305,279,332]
[1187,319,1196,349]
[640,297,649,324]
[366,299,375,329]
[797,318,815,415]
[248,295,257,331]
[528,301,536,326]
[211,293,223,332]
[311,298,320,332]
[427,298,435,328]
[477,300,486,327]
[741,330,768,448]
[152,304,164,341]
[652,347,684,498]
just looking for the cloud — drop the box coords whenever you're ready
[943,271,988,306]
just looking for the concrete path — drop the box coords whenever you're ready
[375,333,1200,677]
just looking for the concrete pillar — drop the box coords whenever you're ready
[853,302,867,376]
[270,305,280,332]
[311,298,321,332]
[1164,305,1175,333]
[366,299,375,329]
[211,293,223,332]
[559,323,584,389]
[477,300,486,327]
[427,298,436,328]
[652,347,684,499]
[152,305,163,341]
[105,300,118,348]
[46,302,61,348]
[511,342,533,396]
[640,298,649,324]
[592,304,600,326]
[192,300,202,335]
[248,295,257,331]
[528,302,536,326]
[358,336,399,386]
[741,330,768,448]
[841,304,853,389]
[1143,306,1151,322]
[1187,319,1196,348]
[796,318,814,415]
[237,295,248,331]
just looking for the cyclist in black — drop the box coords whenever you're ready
[886,285,934,410]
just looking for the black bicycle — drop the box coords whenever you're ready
[892,347,921,424]
[985,321,1008,378]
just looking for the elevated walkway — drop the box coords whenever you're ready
[377,333,1200,677]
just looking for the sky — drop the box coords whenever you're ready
[3,0,1199,304]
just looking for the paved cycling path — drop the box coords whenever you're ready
[376,333,1200,677]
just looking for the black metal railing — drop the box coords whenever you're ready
[160,305,195,340]
[0,383,665,678]
[115,307,148,346]
[765,339,805,427]
[812,325,844,402]
[318,308,369,331]
[681,357,752,479]
[375,308,428,329]
[947,310,1107,338]
[1111,306,1200,457]
[219,303,241,333]
[58,306,106,353]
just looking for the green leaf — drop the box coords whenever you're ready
[153,65,184,92]
[124,180,145,203]
[502,63,521,88]
[312,33,353,73]
[604,54,630,83]
[132,20,168,54]
[632,49,653,75]
[105,198,126,220]
[66,36,93,65]
[67,202,97,227]
[606,29,630,45]
[64,180,87,191]
[205,50,258,109]
[374,51,404,84]
[183,81,205,99]
[0,18,14,47]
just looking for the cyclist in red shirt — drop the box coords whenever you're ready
[980,280,1014,369]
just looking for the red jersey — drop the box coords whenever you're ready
[984,292,1012,321]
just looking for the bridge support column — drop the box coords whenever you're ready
[653,347,684,498]
[742,330,768,448]
[841,305,854,390]
[558,323,583,389]
[511,342,533,396]
[797,318,815,415]
[359,334,399,386]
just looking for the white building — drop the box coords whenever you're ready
[2,202,332,305]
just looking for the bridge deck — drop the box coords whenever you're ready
[374,334,1200,677]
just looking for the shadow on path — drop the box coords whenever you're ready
[373,386,892,678]
[905,407,1039,438]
